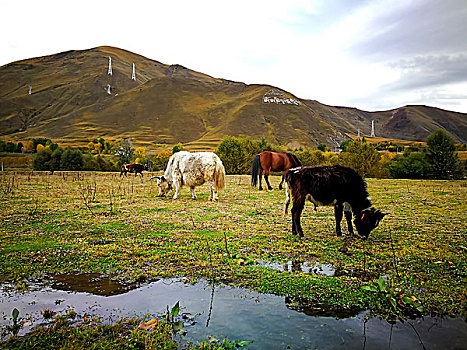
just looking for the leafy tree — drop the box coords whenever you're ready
[339,139,382,177]
[23,140,35,153]
[36,144,45,153]
[16,142,24,153]
[134,147,147,164]
[50,147,64,172]
[317,143,326,152]
[216,137,245,174]
[339,140,352,152]
[425,130,463,179]
[294,148,329,166]
[172,143,184,153]
[388,151,429,179]
[33,148,52,170]
[154,150,172,170]
[115,138,134,166]
[60,147,84,171]
[216,136,260,174]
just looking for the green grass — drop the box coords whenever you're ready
[1,172,466,318]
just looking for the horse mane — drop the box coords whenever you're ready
[287,152,302,167]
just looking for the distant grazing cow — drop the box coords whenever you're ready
[120,163,148,178]
[151,151,225,201]
[284,165,386,239]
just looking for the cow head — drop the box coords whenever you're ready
[151,176,172,197]
[354,207,387,239]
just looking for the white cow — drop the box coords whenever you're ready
[151,151,225,201]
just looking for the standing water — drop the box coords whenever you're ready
[1,275,466,349]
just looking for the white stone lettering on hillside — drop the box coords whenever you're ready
[262,90,300,106]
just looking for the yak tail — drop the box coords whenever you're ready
[251,155,260,187]
[215,161,225,191]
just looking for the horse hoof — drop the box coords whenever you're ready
[268,187,273,190]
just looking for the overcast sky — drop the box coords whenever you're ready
[1,0,466,113]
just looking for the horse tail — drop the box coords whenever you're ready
[214,160,225,191]
[251,154,261,187]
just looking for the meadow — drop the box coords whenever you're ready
[1,171,466,319]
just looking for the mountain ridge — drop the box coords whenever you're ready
[1,46,465,149]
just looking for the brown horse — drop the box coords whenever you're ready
[251,151,301,190]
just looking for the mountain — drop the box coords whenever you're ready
[0,46,465,150]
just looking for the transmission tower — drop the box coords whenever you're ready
[108,56,112,75]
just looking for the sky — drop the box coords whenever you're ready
[1,0,467,113]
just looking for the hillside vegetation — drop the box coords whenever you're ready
[1,46,466,150]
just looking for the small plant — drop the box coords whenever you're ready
[362,276,423,321]
[1,308,22,338]
[195,335,253,349]
[41,308,56,319]
[165,301,186,336]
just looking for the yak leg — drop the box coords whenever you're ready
[284,184,291,215]
[334,203,344,237]
[264,169,273,190]
[208,182,219,201]
[344,203,354,235]
[172,176,182,199]
[291,199,305,238]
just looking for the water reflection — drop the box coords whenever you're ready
[48,273,151,296]
[257,259,335,275]
[258,259,382,281]
[1,277,466,349]
[285,296,361,318]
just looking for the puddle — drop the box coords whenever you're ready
[258,259,336,276]
[258,259,383,281]
[1,277,466,349]
[47,273,149,296]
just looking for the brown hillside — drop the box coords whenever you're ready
[0,46,465,149]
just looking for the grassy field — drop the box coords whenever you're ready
[1,171,466,319]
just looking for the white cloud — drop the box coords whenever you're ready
[1,0,466,113]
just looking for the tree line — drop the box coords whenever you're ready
[3,130,464,179]
[215,130,464,180]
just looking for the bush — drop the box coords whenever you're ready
[389,152,430,179]
[339,139,383,178]
[216,136,268,174]
[60,148,84,171]
[33,148,52,171]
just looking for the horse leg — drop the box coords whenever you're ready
[279,170,287,190]
[264,169,273,190]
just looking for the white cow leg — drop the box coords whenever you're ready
[173,183,180,199]
[190,187,197,200]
